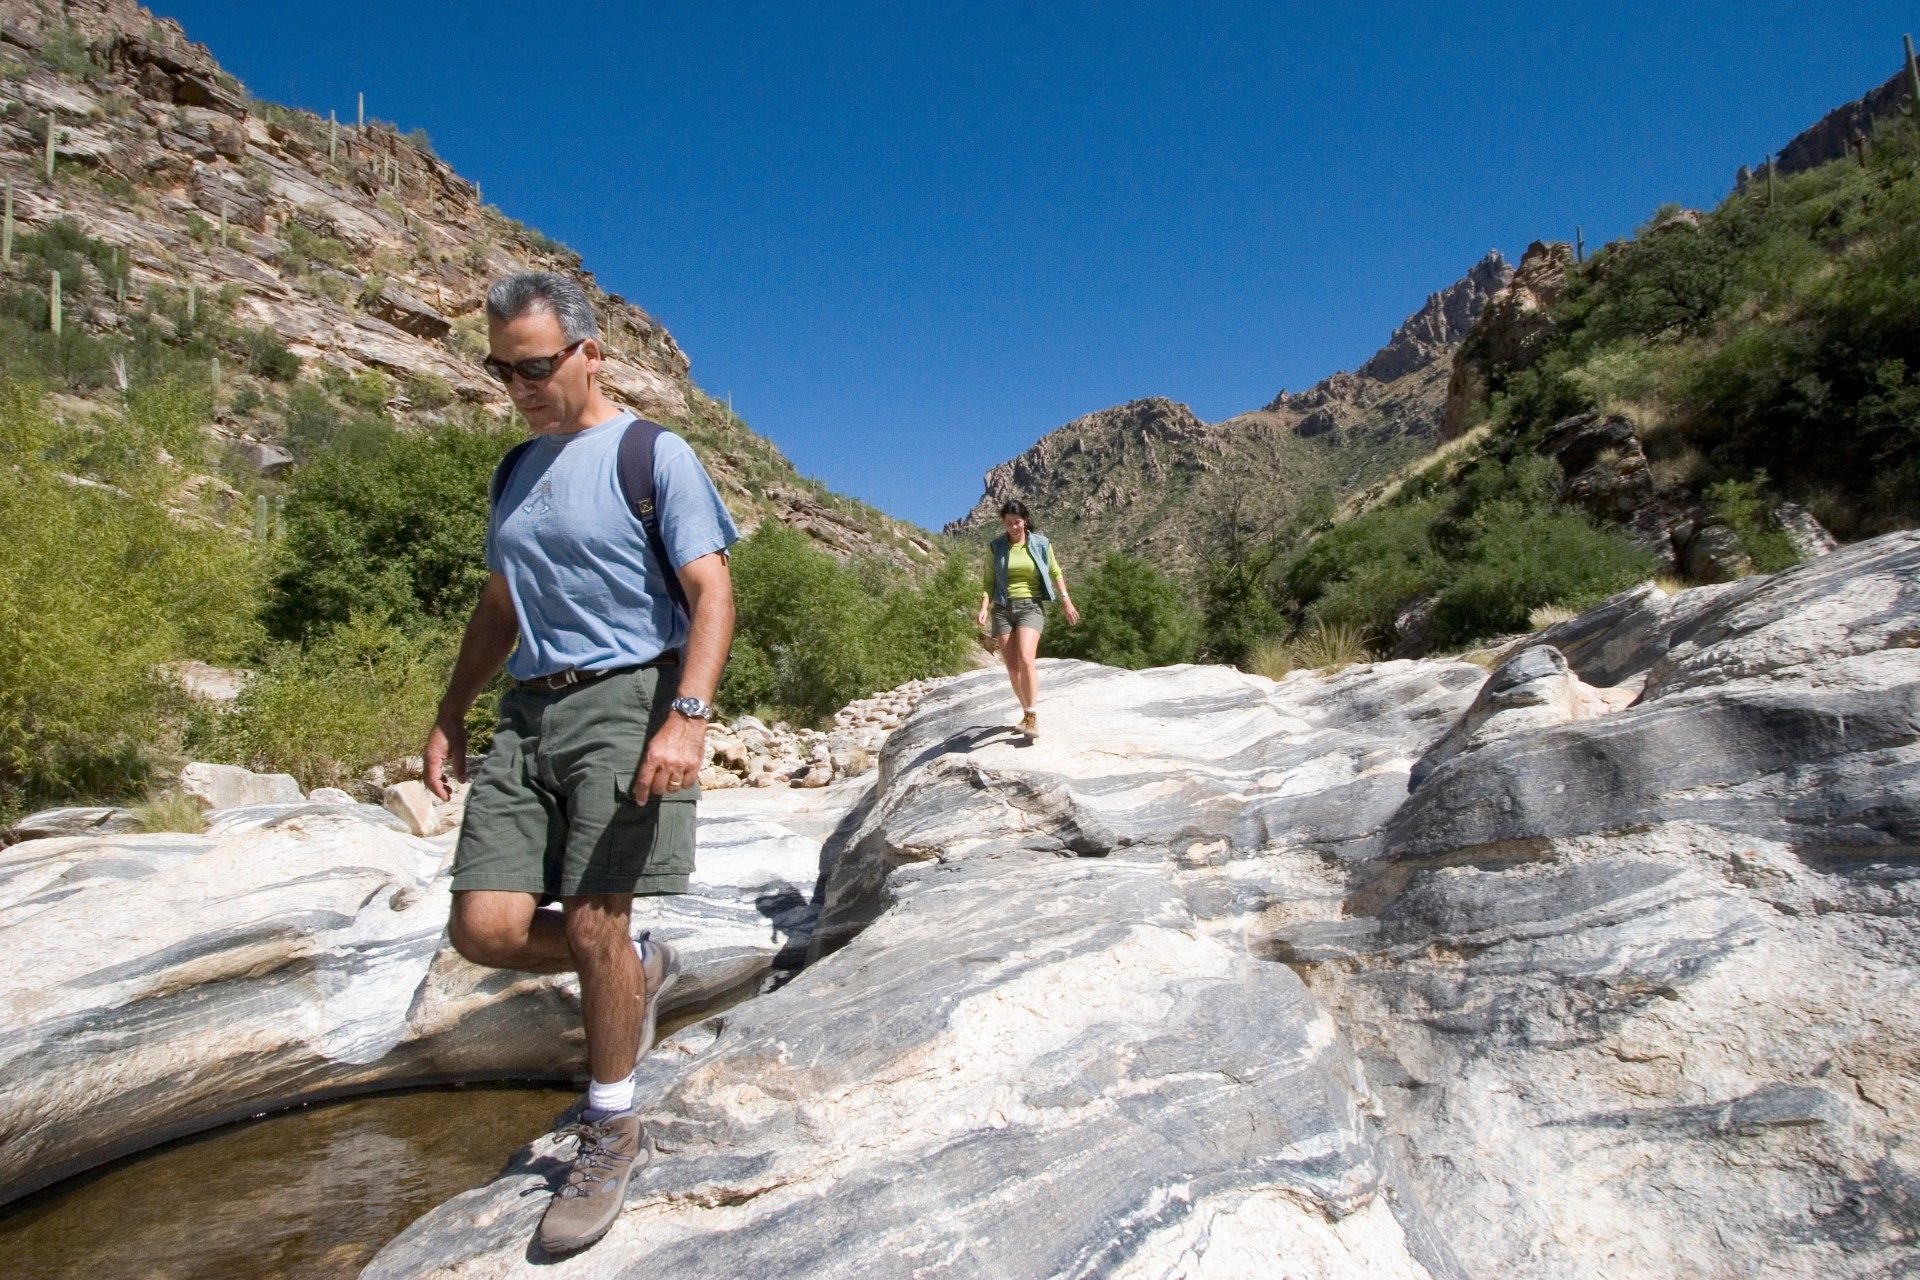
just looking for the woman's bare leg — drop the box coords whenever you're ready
[1014,626,1041,710]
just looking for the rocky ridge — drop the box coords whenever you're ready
[0,0,935,564]
[947,251,1512,568]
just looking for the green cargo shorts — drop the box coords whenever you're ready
[990,597,1046,637]
[450,664,698,897]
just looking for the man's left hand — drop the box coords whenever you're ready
[636,713,705,799]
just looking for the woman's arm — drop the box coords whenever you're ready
[1054,572,1080,626]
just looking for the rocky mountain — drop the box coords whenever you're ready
[1736,54,1917,185]
[947,250,1512,569]
[0,0,936,565]
[6,534,1915,1276]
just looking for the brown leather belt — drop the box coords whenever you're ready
[515,650,679,692]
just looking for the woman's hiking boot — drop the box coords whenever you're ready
[1019,710,1038,738]
[537,1111,651,1254]
[634,932,681,1065]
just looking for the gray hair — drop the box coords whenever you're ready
[484,271,599,342]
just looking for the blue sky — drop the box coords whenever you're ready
[157,2,1913,529]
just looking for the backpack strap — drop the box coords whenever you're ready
[617,418,692,618]
[488,438,537,510]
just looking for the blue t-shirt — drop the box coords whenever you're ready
[485,412,740,680]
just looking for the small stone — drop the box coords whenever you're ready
[382,781,437,837]
[307,787,356,805]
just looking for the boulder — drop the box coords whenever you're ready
[305,787,356,805]
[1537,411,1655,520]
[236,440,295,477]
[2,806,137,846]
[363,284,452,340]
[177,761,302,810]
[1442,240,1573,440]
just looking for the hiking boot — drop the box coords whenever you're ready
[537,1111,651,1254]
[634,932,682,1064]
[1019,710,1038,738]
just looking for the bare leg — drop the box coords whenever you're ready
[451,890,647,1084]
[449,890,572,973]
[997,632,1023,708]
[1014,626,1042,709]
[563,893,643,1085]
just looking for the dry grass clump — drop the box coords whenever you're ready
[131,791,207,834]
[1247,638,1298,681]
[1248,622,1376,679]
[1527,604,1579,631]
[1651,574,1688,595]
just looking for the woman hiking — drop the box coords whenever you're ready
[976,500,1079,737]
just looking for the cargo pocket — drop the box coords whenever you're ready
[588,779,696,896]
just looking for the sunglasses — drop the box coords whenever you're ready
[482,339,585,385]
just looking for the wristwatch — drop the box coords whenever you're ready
[670,695,712,721]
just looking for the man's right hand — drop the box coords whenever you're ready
[425,710,469,801]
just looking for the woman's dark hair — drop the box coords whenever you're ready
[998,499,1038,533]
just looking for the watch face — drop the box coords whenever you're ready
[673,696,710,718]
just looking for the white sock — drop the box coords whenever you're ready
[586,1073,635,1117]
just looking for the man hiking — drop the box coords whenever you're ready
[423,271,738,1255]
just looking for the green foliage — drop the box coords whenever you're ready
[723,524,973,723]
[1705,473,1801,572]
[238,325,300,381]
[205,613,457,789]
[0,381,262,807]
[1040,552,1198,669]
[36,27,99,80]
[1281,499,1445,641]
[1197,552,1283,667]
[131,790,207,833]
[404,370,455,410]
[1429,503,1653,645]
[265,416,517,640]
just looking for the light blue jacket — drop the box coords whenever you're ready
[989,531,1058,604]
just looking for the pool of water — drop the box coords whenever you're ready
[0,1083,577,1280]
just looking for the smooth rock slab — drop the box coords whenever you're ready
[366,852,1454,1280]
[0,784,853,1205]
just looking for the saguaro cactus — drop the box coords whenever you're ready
[44,111,55,182]
[219,200,229,244]
[186,280,197,326]
[210,355,221,394]
[357,91,365,131]
[329,109,338,161]
[1575,225,1585,263]
[48,270,60,336]
[3,179,13,266]
[1905,35,1920,119]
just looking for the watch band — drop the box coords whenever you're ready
[671,695,711,720]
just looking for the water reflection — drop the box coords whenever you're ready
[0,1084,576,1280]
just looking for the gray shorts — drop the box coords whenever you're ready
[991,598,1046,637]
[450,664,697,897]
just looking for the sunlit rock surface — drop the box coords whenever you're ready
[368,533,1920,1279]
[0,784,850,1205]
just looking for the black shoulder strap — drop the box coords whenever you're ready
[617,418,691,618]
[489,438,537,509]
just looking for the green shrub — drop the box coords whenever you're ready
[1705,473,1800,573]
[265,415,516,639]
[404,370,455,410]
[724,524,972,723]
[1282,500,1445,642]
[207,614,457,789]
[240,326,301,381]
[0,382,262,807]
[1040,552,1198,669]
[1431,503,1652,645]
